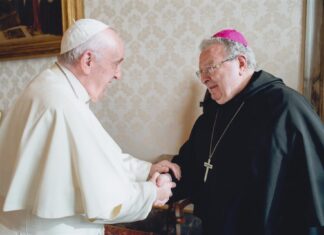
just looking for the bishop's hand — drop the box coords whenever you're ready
[149,160,181,181]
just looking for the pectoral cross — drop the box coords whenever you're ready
[203,159,213,182]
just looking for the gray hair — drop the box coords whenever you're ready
[57,28,112,65]
[200,37,257,70]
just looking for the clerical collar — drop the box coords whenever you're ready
[55,62,91,105]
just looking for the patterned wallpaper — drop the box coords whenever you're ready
[0,0,304,161]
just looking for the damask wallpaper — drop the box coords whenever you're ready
[0,0,304,161]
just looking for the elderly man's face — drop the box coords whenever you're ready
[198,43,242,105]
[90,31,124,102]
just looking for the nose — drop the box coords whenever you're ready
[114,66,122,80]
[200,73,210,85]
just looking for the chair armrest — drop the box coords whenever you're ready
[174,198,192,224]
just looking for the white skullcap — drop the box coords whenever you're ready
[60,18,109,54]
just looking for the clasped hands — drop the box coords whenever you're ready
[148,160,181,207]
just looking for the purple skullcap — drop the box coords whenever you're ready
[212,29,248,47]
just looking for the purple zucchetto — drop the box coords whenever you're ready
[212,29,248,47]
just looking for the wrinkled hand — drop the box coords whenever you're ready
[156,173,172,187]
[149,172,176,206]
[149,160,181,181]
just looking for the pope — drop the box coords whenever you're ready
[0,19,180,235]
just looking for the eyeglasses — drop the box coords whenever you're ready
[195,56,236,78]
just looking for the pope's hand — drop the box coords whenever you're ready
[149,172,176,206]
[156,173,172,187]
[149,160,181,181]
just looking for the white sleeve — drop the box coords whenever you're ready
[119,153,152,181]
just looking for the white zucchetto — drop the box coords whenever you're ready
[60,19,109,54]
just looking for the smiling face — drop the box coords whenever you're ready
[92,42,124,100]
[198,43,244,104]
[87,29,125,102]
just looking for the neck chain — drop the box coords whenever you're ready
[203,101,245,182]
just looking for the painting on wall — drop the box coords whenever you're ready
[0,0,84,61]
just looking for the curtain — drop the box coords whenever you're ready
[304,0,324,121]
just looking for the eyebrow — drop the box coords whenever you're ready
[200,57,226,66]
[116,58,124,64]
[199,61,215,69]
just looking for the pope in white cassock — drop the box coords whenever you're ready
[0,19,180,235]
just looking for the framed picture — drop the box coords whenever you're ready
[0,0,84,61]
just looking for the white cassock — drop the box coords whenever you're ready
[0,63,156,235]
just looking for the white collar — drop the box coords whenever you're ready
[55,62,91,105]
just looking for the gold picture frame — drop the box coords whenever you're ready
[0,0,84,61]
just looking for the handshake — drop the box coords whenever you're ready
[148,160,181,207]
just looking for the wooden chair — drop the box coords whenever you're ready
[172,199,192,235]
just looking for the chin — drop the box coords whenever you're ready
[211,94,223,105]
[213,97,229,105]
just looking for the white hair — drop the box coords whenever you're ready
[57,28,114,65]
[200,37,257,70]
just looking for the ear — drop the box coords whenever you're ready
[237,55,248,74]
[80,50,93,75]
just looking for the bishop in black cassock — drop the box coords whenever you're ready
[171,29,324,235]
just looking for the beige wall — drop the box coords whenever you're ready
[0,0,305,161]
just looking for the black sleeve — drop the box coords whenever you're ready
[264,88,324,232]
[292,94,324,226]
[170,117,203,203]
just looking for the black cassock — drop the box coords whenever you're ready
[171,70,324,235]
